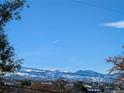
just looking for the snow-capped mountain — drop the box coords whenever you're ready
[75,70,105,77]
[5,67,118,82]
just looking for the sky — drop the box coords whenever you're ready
[5,0,124,73]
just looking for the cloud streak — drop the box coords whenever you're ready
[104,20,124,29]
[52,40,59,44]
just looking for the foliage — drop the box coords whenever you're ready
[0,31,23,72]
[0,0,28,27]
[21,79,31,87]
[73,81,88,92]
[0,0,27,85]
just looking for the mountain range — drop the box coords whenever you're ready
[4,67,118,83]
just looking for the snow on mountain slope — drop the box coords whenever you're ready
[5,67,117,82]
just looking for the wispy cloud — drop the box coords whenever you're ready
[52,40,59,44]
[103,20,124,28]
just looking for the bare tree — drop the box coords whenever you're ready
[106,47,124,91]
[52,78,67,93]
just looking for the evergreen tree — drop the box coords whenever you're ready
[73,81,88,93]
[0,0,27,85]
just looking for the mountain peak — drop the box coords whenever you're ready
[75,70,104,77]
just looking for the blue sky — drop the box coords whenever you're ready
[5,0,124,73]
